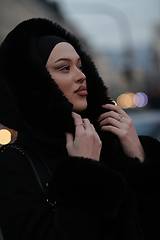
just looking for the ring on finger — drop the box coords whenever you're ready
[75,123,85,127]
[118,114,123,121]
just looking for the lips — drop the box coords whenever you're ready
[75,85,88,96]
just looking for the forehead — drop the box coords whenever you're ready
[49,42,80,61]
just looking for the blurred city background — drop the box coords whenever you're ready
[0,0,160,149]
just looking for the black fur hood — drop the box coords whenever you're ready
[0,18,113,143]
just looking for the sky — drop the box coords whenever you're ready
[51,0,160,52]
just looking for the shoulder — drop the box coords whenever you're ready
[0,144,43,197]
[0,144,33,178]
[0,144,26,165]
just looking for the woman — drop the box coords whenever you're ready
[0,18,159,240]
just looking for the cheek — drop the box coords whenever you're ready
[49,72,73,96]
[54,78,73,97]
[57,82,71,94]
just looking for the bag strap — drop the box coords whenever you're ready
[1,143,52,196]
[0,142,55,239]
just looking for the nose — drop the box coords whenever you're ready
[75,67,86,83]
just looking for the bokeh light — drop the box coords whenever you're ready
[134,92,148,107]
[117,92,148,109]
[0,129,11,145]
[117,92,136,109]
[112,100,118,106]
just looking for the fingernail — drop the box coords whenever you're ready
[102,104,106,108]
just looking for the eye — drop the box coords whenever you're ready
[59,66,70,72]
[78,65,83,72]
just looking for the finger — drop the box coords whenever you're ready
[83,120,101,142]
[99,117,122,129]
[82,118,92,131]
[90,124,101,142]
[98,111,125,123]
[90,123,96,133]
[72,112,82,124]
[102,104,128,118]
[65,132,73,144]
[72,112,84,131]
[101,125,122,137]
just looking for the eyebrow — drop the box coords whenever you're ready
[54,57,81,63]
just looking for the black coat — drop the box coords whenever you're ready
[0,132,160,240]
[0,18,160,240]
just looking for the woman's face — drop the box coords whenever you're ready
[46,42,88,113]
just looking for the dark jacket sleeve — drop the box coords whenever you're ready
[135,136,160,195]
[135,136,160,240]
[100,134,160,240]
[0,146,127,240]
[101,135,160,196]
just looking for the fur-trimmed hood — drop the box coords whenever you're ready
[0,18,113,143]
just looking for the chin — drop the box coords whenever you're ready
[72,102,88,113]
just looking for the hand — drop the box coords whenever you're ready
[66,112,102,161]
[98,104,145,162]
